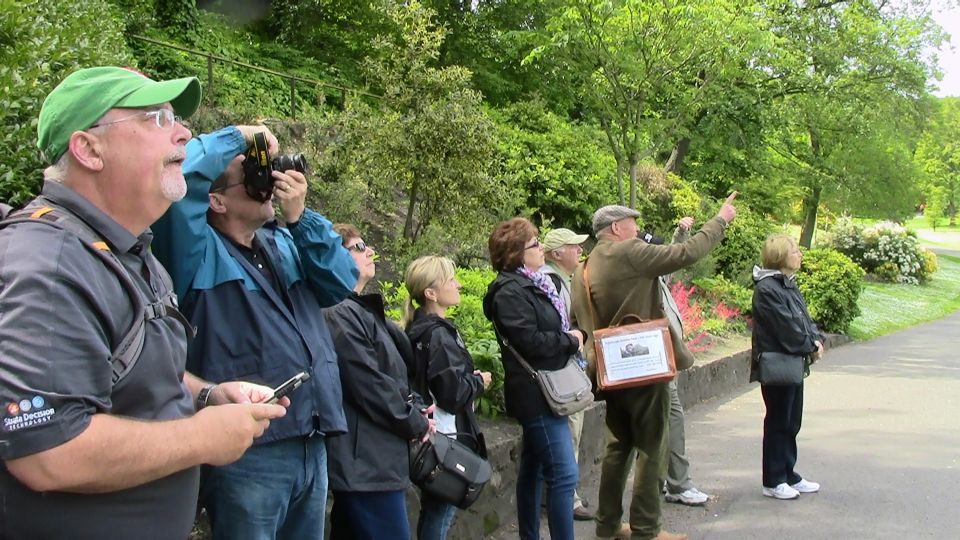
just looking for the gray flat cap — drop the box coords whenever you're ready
[592,205,641,234]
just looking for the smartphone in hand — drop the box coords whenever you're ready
[264,371,310,404]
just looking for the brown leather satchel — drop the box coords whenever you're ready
[583,265,678,391]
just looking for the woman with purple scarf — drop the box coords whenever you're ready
[482,217,585,540]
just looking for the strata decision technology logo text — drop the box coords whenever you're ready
[4,395,55,433]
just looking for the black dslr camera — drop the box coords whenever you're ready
[242,132,308,202]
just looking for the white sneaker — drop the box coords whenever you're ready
[665,487,710,506]
[791,479,820,493]
[762,483,799,500]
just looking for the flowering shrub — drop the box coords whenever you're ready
[692,275,753,316]
[670,281,746,352]
[825,218,935,284]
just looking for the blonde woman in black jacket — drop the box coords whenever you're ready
[751,234,824,501]
[404,255,492,540]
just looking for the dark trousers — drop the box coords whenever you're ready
[761,383,804,488]
[596,383,670,540]
[330,489,410,540]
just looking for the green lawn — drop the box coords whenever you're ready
[847,254,960,340]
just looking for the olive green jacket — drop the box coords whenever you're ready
[570,216,728,378]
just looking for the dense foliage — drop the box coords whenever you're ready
[795,248,866,333]
[0,0,134,205]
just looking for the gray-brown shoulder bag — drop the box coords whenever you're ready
[492,324,593,416]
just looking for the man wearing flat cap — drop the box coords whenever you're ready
[539,227,597,521]
[571,195,737,540]
[0,66,286,539]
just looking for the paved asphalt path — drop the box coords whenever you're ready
[494,312,960,539]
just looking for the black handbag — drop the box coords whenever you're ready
[409,433,492,509]
[758,351,809,385]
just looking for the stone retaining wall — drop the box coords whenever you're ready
[191,336,850,538]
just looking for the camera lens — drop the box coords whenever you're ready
[272,154,308,174]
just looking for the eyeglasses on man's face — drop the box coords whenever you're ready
[346,240,368,253]
[90,109,182,130]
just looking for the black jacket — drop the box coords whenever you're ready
[750,268,823,382]
[482,271,581,421]
[324,293,430,492]
[406,311,487,457]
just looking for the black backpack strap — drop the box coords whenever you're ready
[0,203,193,384]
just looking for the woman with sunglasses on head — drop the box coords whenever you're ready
[482,217,584,540]
[323,225,435,540]
[403,255,493,539]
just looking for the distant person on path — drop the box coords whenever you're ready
[0,66,286,539]
[540,227,597,521]
[570,197,736,540]
[404,255,493,539]
[751,234,824,500]
[483,217,583,540]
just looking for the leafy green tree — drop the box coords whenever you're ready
[0,0,134,205]
[916,97,960,226]
[528,0,757,208]
[492,100,618,230]
[358,0,502,246]
[756,0,940,246]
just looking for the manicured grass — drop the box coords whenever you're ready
[904,216,960,250]
[847,254,960,340]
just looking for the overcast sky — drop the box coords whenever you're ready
[932,1,960,96]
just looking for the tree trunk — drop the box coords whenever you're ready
[616,159,626,206]
[664,137,691,174]
[629,157,640,209]
[403,182,419,242]
[799,185,822,248]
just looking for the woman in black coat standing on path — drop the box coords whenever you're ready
[751,234,824,501]
[482,217,584,540]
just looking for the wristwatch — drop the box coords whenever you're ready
[196,384,217,410]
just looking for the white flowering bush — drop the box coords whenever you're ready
[825,218,935,284]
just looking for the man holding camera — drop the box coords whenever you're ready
[152,125,358,539]
[0,67,287,539]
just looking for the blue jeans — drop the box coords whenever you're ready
[330,490,411,540]
[517,414,578,540]
[417,492,457,539]
[202,436,327,540]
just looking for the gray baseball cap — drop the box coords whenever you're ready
[592,205,641,234]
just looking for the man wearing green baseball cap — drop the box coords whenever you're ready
[0,66,287,539]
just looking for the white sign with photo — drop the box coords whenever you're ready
[598,330,670,382]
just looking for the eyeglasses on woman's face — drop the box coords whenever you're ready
[346,240,368,253]
[524,239,542,250]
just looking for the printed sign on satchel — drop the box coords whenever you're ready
[582,264,678,391]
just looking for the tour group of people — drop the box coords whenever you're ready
[0,66,825,540]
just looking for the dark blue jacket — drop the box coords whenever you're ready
[152,127,358,442]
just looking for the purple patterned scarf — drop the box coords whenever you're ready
[515,266,570,331]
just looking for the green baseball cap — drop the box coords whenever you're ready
[37,66,202,163]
